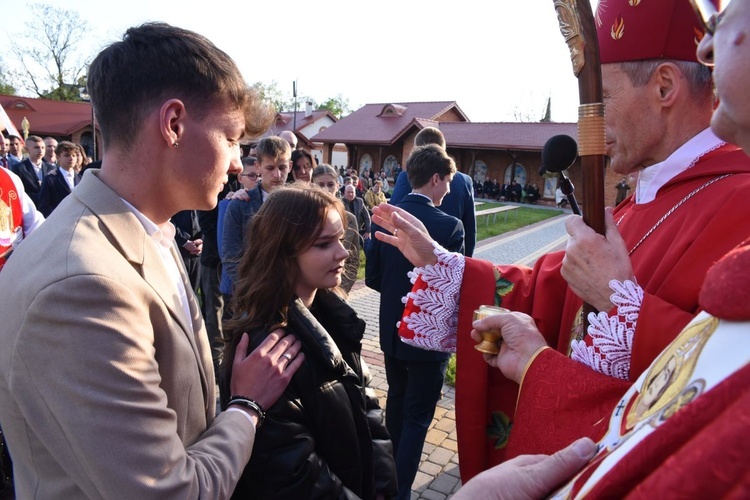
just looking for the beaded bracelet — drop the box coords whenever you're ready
[226,396,266,428]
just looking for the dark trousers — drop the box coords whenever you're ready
[384,355,448,499]
[199,264,224,368]
[181,255,201,298]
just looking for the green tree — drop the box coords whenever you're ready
[10,3,92,101]
[318,94,351,119]
[251,80,291,114]
[0,59,16,95]
[251,80,352,118]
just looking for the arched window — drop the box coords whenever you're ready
[504,163,527,186]
[359,154,373,174]
[473,160,488,183]
[80,132,95,159]
[383,155,398,177]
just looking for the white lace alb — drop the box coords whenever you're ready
[399,242,465,352]
[571,279,643,380]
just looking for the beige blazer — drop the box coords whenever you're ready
[0,170,254,499]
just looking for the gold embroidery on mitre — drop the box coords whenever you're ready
[611,16,625,40]
[628,0,640,6]
[595,0,607,28]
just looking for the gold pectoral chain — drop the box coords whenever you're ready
[617,174,732,255]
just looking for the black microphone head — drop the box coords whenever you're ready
[541,135,578,173]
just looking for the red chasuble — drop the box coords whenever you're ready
[454,144,750,480]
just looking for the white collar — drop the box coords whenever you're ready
[408,191,433,203]
[635,128,725,204]
[120,198,176,249]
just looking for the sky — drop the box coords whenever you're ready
[2,0,600,123]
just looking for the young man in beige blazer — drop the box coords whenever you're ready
[0,23,304,498]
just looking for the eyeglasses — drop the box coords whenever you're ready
[690,0,720,36]
[240,173,258,179]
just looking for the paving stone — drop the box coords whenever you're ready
[420,489,447,500]
[428,474,459,495]
[442,439,458,452]
[412,471,432,493]
[427,447,454,466]
[434,417,455,432]
[422,443,436,455]
[443,463,460,478]
[419,460,442,476]
[425,429,448,446]
[452,480,463,494]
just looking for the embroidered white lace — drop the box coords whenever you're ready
[399,242,465,353]
[571,279,643,380]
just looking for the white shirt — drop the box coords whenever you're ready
[119,199,192,325]
[635,128,725,204]
[59,167,76,191]
[31,160,44,182]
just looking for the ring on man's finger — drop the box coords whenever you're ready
[282,352,293,361]
[393,228,399,237]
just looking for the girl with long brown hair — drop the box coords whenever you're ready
[220,182,396,499]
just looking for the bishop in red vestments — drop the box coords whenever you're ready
[375,0,750,482]
[446,1,750,496]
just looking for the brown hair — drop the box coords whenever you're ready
[55,141,78,156]
[312,163,338,180]
[255,136,291,163]
[414,126,446,149]
[407,144,456,188]
[222,183,346,368]
[87,22,274,149]
[291,149,316,171]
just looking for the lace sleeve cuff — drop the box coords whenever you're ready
[570,279,643,380]
[397,242,465,352]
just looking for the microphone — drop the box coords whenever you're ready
[539,134,581,215]
[540,134,578,174]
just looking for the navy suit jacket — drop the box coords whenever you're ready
[365,194,464,361]
[390,171,476,256]
[38,168,80,217]
[11,159,56,208]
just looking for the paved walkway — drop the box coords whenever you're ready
[350,212,569,499]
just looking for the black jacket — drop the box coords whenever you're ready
[223,291,397,499]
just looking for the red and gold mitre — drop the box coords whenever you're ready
[596,0,719,64]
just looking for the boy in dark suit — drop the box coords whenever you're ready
[366,144,465,498]
[38,141,81,217]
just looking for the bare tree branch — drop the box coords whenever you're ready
[8,3,92,100]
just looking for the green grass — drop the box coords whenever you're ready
[357,204,563,281]
[475,203,562,242]
[445,354,457,386]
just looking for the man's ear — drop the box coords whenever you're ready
[159,99,186,148]
[653,63,681,107]
[432,172,441,185]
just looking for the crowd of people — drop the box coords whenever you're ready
[1,0,748,497]
[474,178,541,204]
